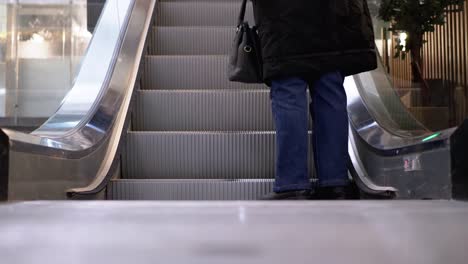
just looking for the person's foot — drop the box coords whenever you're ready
[260,190,317,200]
[317,185,358,200]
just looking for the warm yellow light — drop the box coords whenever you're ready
[30,33,45,43]
[399,32,408,41]
[399,32,408,51]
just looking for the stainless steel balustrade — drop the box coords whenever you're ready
[0,0,156,200]
[346,60,456,152]
[345,58,457,199]
[341,0,464,199]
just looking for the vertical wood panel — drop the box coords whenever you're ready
[387,3,468,127]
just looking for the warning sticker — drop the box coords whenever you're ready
[403,154,422,172]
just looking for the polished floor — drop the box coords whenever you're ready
[1,201,468,264]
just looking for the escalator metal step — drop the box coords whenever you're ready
[107,179,274,200]
[157,1,254,27]
[134,90,313,131]
[114,1,294,200]
[123,132,314,179]
[133,89,276,131]
[149,26,232,55]
[142,55,266,90]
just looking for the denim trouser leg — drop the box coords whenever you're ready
[271,77,311,192]
[309,72,349,187]
[270,72,349,192]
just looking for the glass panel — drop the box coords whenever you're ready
[0,0,92,128]
[32,0,134,136]
[356,0,468,133]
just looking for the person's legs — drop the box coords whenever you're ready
[309,71,350,188]
[270,77,311,193]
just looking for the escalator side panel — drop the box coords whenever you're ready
[354,131,452,199]
[7,138,110,200]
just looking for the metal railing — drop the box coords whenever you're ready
[0,0,156,200]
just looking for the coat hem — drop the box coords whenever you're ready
[262,49,378,81]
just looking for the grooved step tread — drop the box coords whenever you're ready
[134,89,313,131]
[117,0,276,200]
[108,179,274,200]
[142,55,266,90]
[157,2,254,27]
[134,89,274,131]
[149,26,233,55]
[123,132,314,180]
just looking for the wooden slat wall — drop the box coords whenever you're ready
[387,3,468,126]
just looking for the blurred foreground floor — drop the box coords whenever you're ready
[1,201,468,264]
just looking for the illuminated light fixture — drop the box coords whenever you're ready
[30,33,45,43]
[398,32,408,51]
[422,132,441,142]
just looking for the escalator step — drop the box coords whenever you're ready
[142,55,266,90]
[123,132,314,180]
[134,90,313,131]
[115,1,308,200]
[134,89,275,131]
[157,1,254,27]
[149,26,233,55]
[107,179,274,200]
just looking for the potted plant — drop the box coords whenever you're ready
[378,0,464,105]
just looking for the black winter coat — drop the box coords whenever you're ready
[252,0,377,81]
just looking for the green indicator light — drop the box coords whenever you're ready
[422,132,441,142]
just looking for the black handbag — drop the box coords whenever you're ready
[228,0,263,83]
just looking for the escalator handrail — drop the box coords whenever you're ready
[348,128,397,196]
[344,60,455,197]
[0,0,156,199]
[1,0,136,156]
[346,68,455,157]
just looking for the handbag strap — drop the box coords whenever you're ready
[237,0,248,26]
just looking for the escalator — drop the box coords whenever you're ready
[108,0,288,200]
[0,0,467,201]
[105,0,390,200]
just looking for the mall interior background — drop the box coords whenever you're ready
[0,0,467,132]
[0,0,91,128]
[371,0,468,131]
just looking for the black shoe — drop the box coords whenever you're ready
[260,190,317,200]
[317,185,358,200]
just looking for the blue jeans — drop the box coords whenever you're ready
[271,72,349,192]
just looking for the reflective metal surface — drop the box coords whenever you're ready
[343,1,462,197]
[0,0,156,199]
[347,127,397,196]
[346,0,459,155]
[345,60,456,198]
[353,128,452,199]
[2,0,136,153]
[33,0,132,136]
[345,63,455,155]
